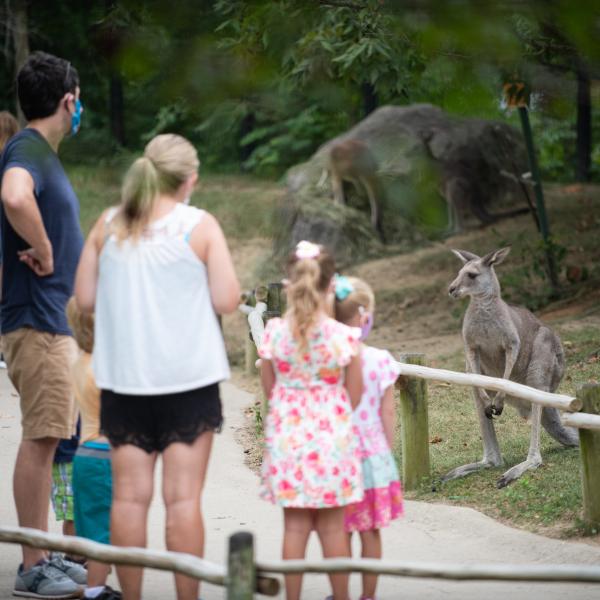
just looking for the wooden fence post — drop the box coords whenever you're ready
[396,353,431,491]
[227,531,255,600]
[577,384,600,530]
[266,282,284,318]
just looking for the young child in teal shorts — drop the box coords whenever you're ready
[67,298,121,600]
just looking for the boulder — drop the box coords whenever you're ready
[275,104,529,265]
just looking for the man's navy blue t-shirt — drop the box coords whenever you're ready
[0,129,83,335]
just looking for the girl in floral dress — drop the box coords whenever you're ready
[334,275,404,600]
[258,241,364,600]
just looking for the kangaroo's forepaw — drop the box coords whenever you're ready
[484,404,503,419]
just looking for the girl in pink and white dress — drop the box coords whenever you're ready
[334,275,404,600]
[258,241,364,600]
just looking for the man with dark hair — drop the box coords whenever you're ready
[1,51,85,598]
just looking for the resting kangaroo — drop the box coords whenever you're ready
[445,247,578,488]
[326,138,384,240]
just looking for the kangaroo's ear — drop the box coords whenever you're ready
[482,246,511,266]
[451,249,480,264]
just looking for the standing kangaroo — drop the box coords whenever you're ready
[446,247,578,488]
[326,138,384,240]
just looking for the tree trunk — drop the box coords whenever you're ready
[360,81,378,117]
[109,72,126,145]
[11,0,29,126]
[575,67,591,182]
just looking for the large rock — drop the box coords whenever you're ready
[275,104,528,265]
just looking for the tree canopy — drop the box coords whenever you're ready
[0,0,598,180]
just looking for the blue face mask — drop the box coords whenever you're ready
[70,99,82,135]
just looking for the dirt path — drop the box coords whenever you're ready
[1,372,599,599]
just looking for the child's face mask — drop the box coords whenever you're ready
[359,308,373,340]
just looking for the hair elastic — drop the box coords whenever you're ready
[334,274,354,300]
[295,240,320,260]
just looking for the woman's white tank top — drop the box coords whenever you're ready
[93,203,230,395]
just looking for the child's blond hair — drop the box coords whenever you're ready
[334,276,375,324]
[285,243,336,352]
[0,111,19,152]
[66,297,94,353]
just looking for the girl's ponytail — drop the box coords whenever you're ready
[285,242,336,352]
[287,258,322,352]
[112,134,199,242]
[114,156,159,241]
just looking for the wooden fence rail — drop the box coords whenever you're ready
[2,527,600,600]
[256,557,600,584]
[393,360,581,412]
[0,527,280,597]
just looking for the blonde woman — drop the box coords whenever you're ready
[75,134,240,600]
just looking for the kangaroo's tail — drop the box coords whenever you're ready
[541,407,579,447]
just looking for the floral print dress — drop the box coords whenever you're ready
[344,346,403,531]
[258,317,364,508]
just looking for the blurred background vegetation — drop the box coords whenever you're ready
[1,0,598,182]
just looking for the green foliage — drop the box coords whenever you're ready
[2,0,598,184]
[240,105,349,175]
[283,2,423,104]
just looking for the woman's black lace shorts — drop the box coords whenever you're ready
[100,383,223,453]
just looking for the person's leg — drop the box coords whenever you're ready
[13,437,59,568]
[110,444,157,600]
[358,529,381,599]
[315,507,351,600]
[86,561,111,589]
[282,508,313,600]
[161,432,213,600]
[74,445,115,595]
[63,519,75,537]
[5,329,77,570]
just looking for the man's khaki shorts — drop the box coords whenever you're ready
[3,328,78,440]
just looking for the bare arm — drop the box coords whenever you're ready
[74,211,108,313]
[190,212,240,314]
[380,385,396,449]
[344,352,363,409]
[1,167,53,276]
[260,358,275,400]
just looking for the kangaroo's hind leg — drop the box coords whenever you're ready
[496,401,543,488]
[442,388,503,482]
[496,330,561,488]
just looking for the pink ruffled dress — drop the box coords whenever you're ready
[258,317,364,509]
[344,346,403,532]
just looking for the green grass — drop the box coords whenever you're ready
[67,165,600,538]
[396,323,600,538]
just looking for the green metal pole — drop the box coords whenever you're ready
[518,106,559,291]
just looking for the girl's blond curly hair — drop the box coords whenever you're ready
[285,244,336,352]
[334,276,375,324]
[66,297,94,354]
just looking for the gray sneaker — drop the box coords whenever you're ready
[48,554,87,586]
[13,561,81,598]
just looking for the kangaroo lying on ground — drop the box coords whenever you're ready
[445,247,578,488]
[325,138,384,240]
